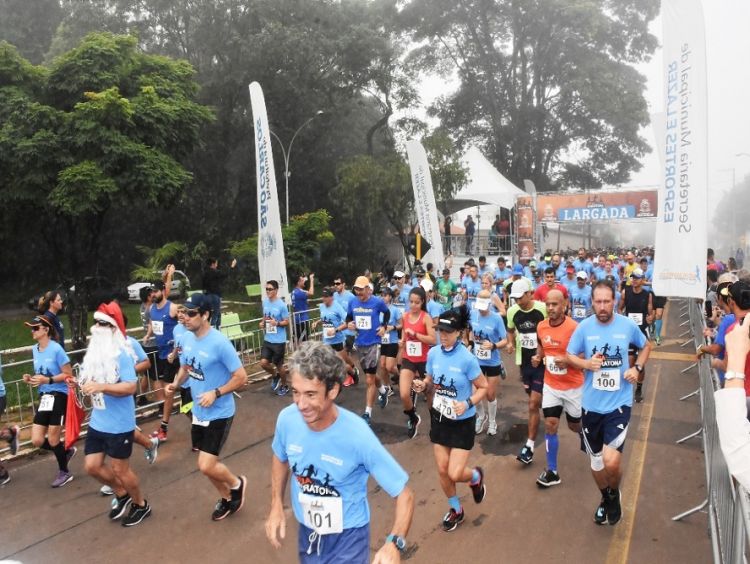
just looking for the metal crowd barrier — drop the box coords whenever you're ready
[442,234,512,257]
[672,298,750,564]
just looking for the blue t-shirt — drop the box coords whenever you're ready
[381,305,402,345]
[567,314,648,413]
[263,297,290,344]
[272,405,409,531]
[292,287,310,323]
[427,299,443,319]
[88,350,137,434]
[150,300,178,359]
[494,267,512,282]
[470,310,507,366]
[714,313,736,383]
[555,264,567,280]
[33,340,70,395]
[561,276,578,295]
[642,266,654,292]
[127,336,148,364]
[391,283,413,311]
[333,290,356,337]
[319,302,347,346]
[171,324,190,389]
[594,269,620,287]
[0,353,5,397]
[426,344,481,420]
[574,259,593,275]
[569,284,593,322]
[461,276,482,309]
[348,296,389,347]
[180,329,242,421]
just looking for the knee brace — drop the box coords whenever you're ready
[590,452,604,471]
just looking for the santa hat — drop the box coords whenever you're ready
[95,302,126,336]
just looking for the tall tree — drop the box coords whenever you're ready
[0,0,63,64]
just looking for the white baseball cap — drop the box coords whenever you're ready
[509,278,532,298]
[576,271,588,280]
[393,270,406,278]
[474,297,490,311]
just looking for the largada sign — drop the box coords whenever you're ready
[536,190,658,223]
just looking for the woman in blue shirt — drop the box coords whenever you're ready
[412,306,488,533]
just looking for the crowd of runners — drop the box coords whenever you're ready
[4,244,742,563]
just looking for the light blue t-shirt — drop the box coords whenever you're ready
[381,305,402,345]
[333,290,356,337]
[594,269,620,287]
[89,350,137,434]
[272,405,409,530]
[470,310,507,366]
[391,283,413,311]
[33,340,70,395]
[171,324,190,389]
[642,266,654,292]
[574,259,593,275]
[319,302,347,346]
[569,284,593,322]
[263,297,290,344]
[347,296,389,347]
[0,353,5,397]
[426,344,481,420]
[427,299,443,319]
[461,276,482,309]
[561,276,578,295]
[567,314,648,413]
[180,329,242,421]
[126,336,148,364]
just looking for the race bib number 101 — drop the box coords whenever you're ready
[299,493,343,534]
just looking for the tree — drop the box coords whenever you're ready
[0,0,64,64]
[401,0,658,191]
[421,129,469,215]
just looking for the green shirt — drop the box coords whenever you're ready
[435,278,458,308]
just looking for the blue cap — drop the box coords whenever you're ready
[184,293,212,313]
[512,263,524,275]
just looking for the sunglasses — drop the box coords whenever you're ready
[30,325,44,332]
[265,287,276,292]
[185,309,201,317]
[95,320,113,327]
[333,282,342,286]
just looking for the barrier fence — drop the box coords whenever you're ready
[673,298,750,564]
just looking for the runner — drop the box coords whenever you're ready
[265,341,414,562]
[346,276,390,425]
[480,273,506,316]
[506,279,547,464]
[649,253,667,345]
[378,287,402,393]
[292,273,315,344]
[399,287,437,438]
[202,257,237,329]
[391,271,412,312]
[422,280,445,325]
[618,268,653,403]
[80,309,151,526]
[165,294,248,521]
[260,280,291,396]
[412,306,488,532]
[566,280,651,525]
[560,264,578,295]
[534,267,569,302]
[312,287,349,369]
[569,271,593,323]
[470,290,508,436]
[461,264,482,310]
[533,290,584,487]
[332,276,359,387]
[137,285,158,405]
[435,268,458,311]
[22,315,75,487]
[0,353,20,485]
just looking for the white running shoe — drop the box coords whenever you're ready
[475,416,487,435]
[100,484,114,496]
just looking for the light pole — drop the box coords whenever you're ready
[270,110,324,225]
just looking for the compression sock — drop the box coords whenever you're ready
[52,442,68,472]
[525,438,535,451]
[378,385,387,395]
[545,433,559,472]
[487,399,497,425]
[448,496,461,512]
[160,421,168,432]
[655,319,663,339]
[41,438,52,451]
[475,399,485,421]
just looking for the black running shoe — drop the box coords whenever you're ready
[407,414,421,440]
[593,497,608,525]
[606,489,622,525]
[109,494,132,520]
[212,498,232,521]
[470,467,486,503]
[228,476,247,516]
[442,508,465,532]
[517,445,534,465]
[536,469,561,488]
[634,386,643,403]
[122,501,152,527]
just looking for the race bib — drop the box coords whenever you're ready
[475,345,491,360]
[323,324,336,338]
[545,357,568,376]
[573,306,586,319]
[299,493,343,535]
[265,321,277,334]
[593,368,621,391]
[628,313,644,326]
[381,333,391,344]
[355,316,372,330]
[520,333,538,350]
[39,394,55,412]
[406,341,422,357]
[192,414,210,427]
[152,320,164,336]
[91,392,106,410]
[432,394,458,420]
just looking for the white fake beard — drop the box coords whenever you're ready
[79,325,126,385]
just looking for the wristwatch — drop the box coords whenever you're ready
[635,364,644,373]
[386,534,407,552]
[725,371,746,381]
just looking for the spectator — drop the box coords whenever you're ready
[202,257,237,329]
[37,291,66,350]
[443,215,453,254]
[736,247,744,269]
[464,214,475,254]
[499,213,511,251]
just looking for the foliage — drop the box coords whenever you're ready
[421,129,468,214]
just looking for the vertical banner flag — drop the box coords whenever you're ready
[249,82,289,300]
[406,140,445,273]
[653,0,707,299]
[516,195,535,261]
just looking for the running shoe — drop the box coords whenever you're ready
[516,445,534,465]
[270,376,280,391]
[475,415,487,435]
[212,498,232,521]
[66,446,77,463]
[655,336,661,346]
[536,469,561,488]
[470,467,486,504]
[377,388,389,409]
[487,421,498,436]
[406,414,421,440]
[276,385,289,397]
[442,508,465,532]
[343,374,355,387]
[100,484,114,496]
[122,501,152,527]
[51,470,74,488]
[634,386,643,403]
[362,412,371,426]
[144,437,159,465]
[228,475,247,515]
[9,425,20,455]
[593,497,609,525]
[499,365,507,380]
[606,489,622,525]
[0,472,9,486]
[109,494,132,520]
[352,367,360,385]
[387,385,395,397]
[151,428,168,442]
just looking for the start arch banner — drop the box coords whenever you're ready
[536,190,658,223]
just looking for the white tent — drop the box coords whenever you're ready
[442,146,526,215]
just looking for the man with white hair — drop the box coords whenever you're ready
[81,304,151,527]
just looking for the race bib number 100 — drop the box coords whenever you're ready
[299,493,343,534]
[593,368,621,391]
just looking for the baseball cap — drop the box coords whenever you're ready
[442,268,451,275]
[718,272,738,286]
[25,315,52,329]
[631,268,644,279]
[152,280,166,290]
[353,276,370,289]
[512,263,524,275]
[566,264,575,273]
[438,306,468,332]
[474,297,490,311]
[393,270,405,279]
[509,278,532,298]
[321,287,334,297]
[184,293,212,312]
[576,271,587,280]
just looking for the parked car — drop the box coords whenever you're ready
[127,270,191,302]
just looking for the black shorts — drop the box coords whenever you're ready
[481,364,502,377]
[429,410,475,451]
[401,358,426,377]
[261,342,286,366]
[345,335,355,352]
[33,392,67,427]
[329,342,344,352]
[85,427,135,459]
[653,296,667,309]
[156,356,179,383]
[580,406,631,454]
[144,346,159,381]
[380,343,398,359]
[520,364,545,394]
[191,416,233,456]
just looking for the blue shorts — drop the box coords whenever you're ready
[579,405,631,454]
[298,523,369,564]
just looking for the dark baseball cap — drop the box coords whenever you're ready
[184,293,212,313]
[152,280,166,290]
[321,287,334,297]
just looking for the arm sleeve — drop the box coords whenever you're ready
[506,306,517,330]
[118,353,137,383]
[131,340,148,362]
